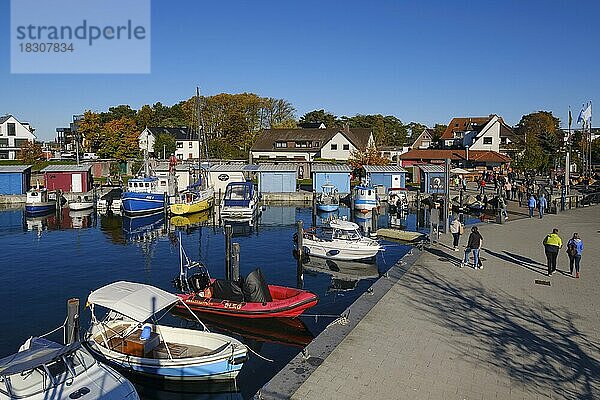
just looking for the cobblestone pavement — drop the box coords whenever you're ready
[290,206,600,400]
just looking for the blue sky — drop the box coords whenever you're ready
[1,0,598,141]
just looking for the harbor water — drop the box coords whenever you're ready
[0,204,413,399]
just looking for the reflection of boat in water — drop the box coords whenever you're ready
[170,210,211,228]
[221,217,255,237]
[122,212,165,242]
[302,256,379,292]
[69,207,94,229]
[172,310,314,348]
[131,378,241,400]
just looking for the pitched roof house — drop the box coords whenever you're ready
[0,115,36,160]
[399,149,511,168]
[411,128,435,149]
[251,127,374,162]
[439,114,515,154]
[139,127,200,160]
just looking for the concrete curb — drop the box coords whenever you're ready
[255,246,422,400]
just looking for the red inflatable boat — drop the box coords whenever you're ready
[176,283,318,319]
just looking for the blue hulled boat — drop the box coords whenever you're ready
[121,177,165,216]
[24,187,56,216]
[316,182,340,212]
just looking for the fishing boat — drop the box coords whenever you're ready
[173,250,318,319]
[69,194,94,210]
[220,182,259,220]
[85,281,248,381]
[352,185,379,214]
[24,187,56,216]
[316,182,340,212]
[121,176,165,216]
[0,337,139,400]
[170,185,214,215]
[297,219,383,261]
[387,189,408,213]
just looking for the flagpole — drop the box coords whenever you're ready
[589,102,593,178]
[566,106,571,195]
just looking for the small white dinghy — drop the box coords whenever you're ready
[69,195,94,211]
[297,219,383,261]
[0,337,138,400]
[84,281,248,381]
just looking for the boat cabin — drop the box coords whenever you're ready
[26,188,50,203]
[126,177,159,193]
[223,182,255,207]
[329,220,362,241]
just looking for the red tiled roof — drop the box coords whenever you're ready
[400,149,511,163]
[440,117,491,140]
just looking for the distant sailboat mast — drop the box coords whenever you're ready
[196,87,210,187]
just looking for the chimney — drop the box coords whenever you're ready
[344,123,350,133]
[465,145,469,160]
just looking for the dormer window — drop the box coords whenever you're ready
[313,141,320,147]
[275,141,287,148]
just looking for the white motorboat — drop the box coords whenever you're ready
[220,182,259,220]
[0,337,138,400]
[85,281,248,381]
[69,195,94,211]
[297,219,383,261]
[24,187,56,216]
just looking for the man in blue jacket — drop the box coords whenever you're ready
[538,194,548,218]
[528,195,537,218]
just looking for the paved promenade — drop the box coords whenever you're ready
[288,206,599,400]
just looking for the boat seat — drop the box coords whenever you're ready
[152,342,189,359]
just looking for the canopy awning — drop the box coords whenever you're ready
[0,338,80,376]
[329,220,359,231]
[450,168,470,175]
[87,281,180,322]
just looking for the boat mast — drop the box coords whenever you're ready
[196,87,210,188]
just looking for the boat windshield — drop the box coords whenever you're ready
[1,349,91,398]
[333,228,361,240]
[225,184,251,201]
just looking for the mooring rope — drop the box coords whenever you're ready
[246,345,274,362]
[39,316,69,338]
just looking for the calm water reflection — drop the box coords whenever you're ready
[0,204,410,399]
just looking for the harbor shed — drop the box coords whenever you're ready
[257,164,297,193]
[418,164,446,194]
[208,163,250,196]
[364,165,407,192]
[41,164,93,193]
[0,165,32,195]
[311,164,351,194]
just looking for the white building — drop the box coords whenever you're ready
[0,115,36,160]
[139,127,200,161]
[439,114,516,154]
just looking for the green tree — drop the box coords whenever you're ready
[299,109,339,127]
[591,137,600,164]
[77,111,103,152]
[135,105,154,129]
[340,114,407,146]
[515,111,562,172]
[18,141,43,163]
[98,117,140,161]
[153,133,176,159]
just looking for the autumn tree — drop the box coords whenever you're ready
[514,111,562,172]
[98,117,140,161]
[77,111,102,151]
[18,141,43,163]
[348,145,390,170]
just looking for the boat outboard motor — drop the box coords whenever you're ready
[189,270,211,293]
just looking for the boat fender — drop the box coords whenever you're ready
[326,249,340,256]
[302,246,310,255]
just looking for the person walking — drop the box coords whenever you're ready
[543,228,562,276]
[498,196,508,220]
[566,233,584,278]
[479,179,486,195]
[518,183,525,207]
[450,217,463,251]
[528,195,537,218]
[538,194,548,219]
[504,181,512,200]
[462,226,483,269]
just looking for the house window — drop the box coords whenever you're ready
[15,139,28,148]
[177,154,183,160]
[454,123,459,128]
[296,141,308,148]
[331,144,338,150]
[177,142,183,148]
[500,137,507,144]
[7,123,16,136]
[0,138,8,147]
[343,144,349,150]
[0,126,2,135]
[313,141,319,147]
[188,142,193,148]
[275,141,287,148]
[483,137,493,145]
[189,153,193,159]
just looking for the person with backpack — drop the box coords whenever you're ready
[450,216,463,251]
[461,226,483,269]
[566,233,584,278]
[543,228,562,276]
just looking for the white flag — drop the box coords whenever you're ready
[581,102,592,124]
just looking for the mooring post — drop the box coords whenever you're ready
[163,191,168,216]
[296,220,304,288]
[224,224,232,280]
[231,243,240,282]
[311,191,317,227]
[415,190,421,229]
[65,298,80,345]
[371,208,378,234]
